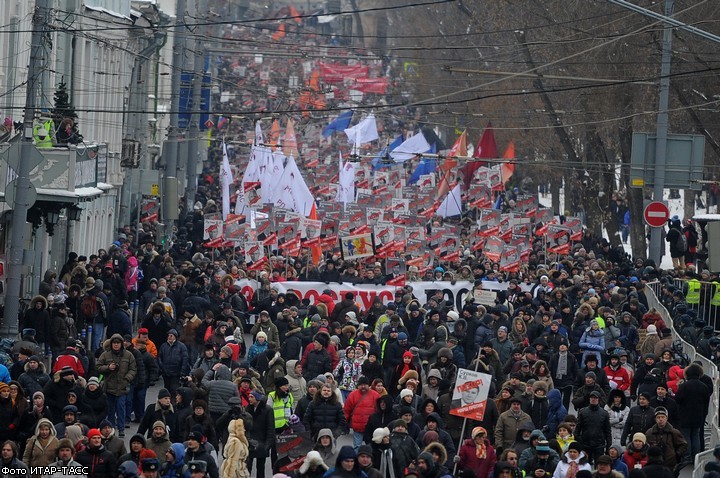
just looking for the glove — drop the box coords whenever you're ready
[453,456,461,464]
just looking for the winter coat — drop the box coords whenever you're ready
[23,296,50,343]
[363,396,397,444]
[80,383,107,428]
[160,443,190,478]
[220,419,250,478]
[247,400,274,456]
[285,360,307,402]
[605,391,630,446]
[22,419,59,473]
[95,335,137,396]
[458,437,496,478]
[250,320,280,348]
[102,432,127,460]
[201,365,239,415]
[17,361,50,397]
[388,431,420,478]
[546,388,568,436]
[303,393,347,437]
[42,371,84,415]
[673,369,712,428]
[552,451,591,478]
[247,339,268,365]
[494,409,533,450]
[334,357,362,392]
[343,388,380,432]
[147,430,172,465]
[548,352,579,389]
[184,443,219,478]
[575,405,612,449]
[74,445,117,478]
[330,299,359,323]
[281,327,303,362]
[622,442,648,470]
[644,422,688,468]
[138,347,159,388]
[184,412,218,449]
[138,401,178,440]
[303,348,333,381]
[158,340,190,378]
[604,364,630,392]
[620,405,655,446]
[579,328,605,366]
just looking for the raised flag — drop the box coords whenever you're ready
[408,159,437,185]
[220,141,234,220]
[371,135,403,170]
[308,203,322,265]
[461,122,498,189]
[391,131,431,163]
[336,153,356,205]
[322,111,353,138]
[437,183,462,218]
[344,113,379,145]
[283,118,299,158]
[501,142,515,184]
[448,130,468,158]
[270,156,315,216]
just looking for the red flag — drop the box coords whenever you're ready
[461,122,498,190]
[501,142,515,184]
[309,203,322,266]
[447,130,467,158]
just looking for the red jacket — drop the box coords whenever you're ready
[458,438,496,477]
[604,364,631,392]
[623,445,649,469]
[343,388,379,432]
[53,349,85,377]
[317,294,336,316]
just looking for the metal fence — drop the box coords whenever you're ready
[667,278,720,330]
[647,281,719,477]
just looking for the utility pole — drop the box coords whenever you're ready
[648,0,674,265]
[5,0,50,337]
[185,0,207,212]
[160,0,187,246]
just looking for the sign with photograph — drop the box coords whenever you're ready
[450,369,493,421]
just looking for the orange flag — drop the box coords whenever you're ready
[272,23,286,41]
[501,142,515,184]
[269,119,280,150]
[289,5,302,24]
[447,130,467,158]
[437,158,458,199]
[283,118,299,158]
[309,203,322,265]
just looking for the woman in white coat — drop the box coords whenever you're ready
[605,389,630,447]
[552,442,592,478]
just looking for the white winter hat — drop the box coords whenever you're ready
[646,324,657,335]
[400,388,414,400]
[372,427,390,444]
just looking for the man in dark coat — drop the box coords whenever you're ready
[75,428,118,478]
[575,391,611,465]
[301,334,332,381]
[141,303,173,351]
[673,363,712,463]
[246,391,274,478]
[621,392,655,447]
[157,329,190,397]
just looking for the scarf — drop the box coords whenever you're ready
[475,440,487,460]
[567,460,579,478]
[556,351,568,378]
[380,448,397,478]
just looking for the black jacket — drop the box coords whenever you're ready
[302,348,332,381]
[363,396,397,444]
[75,445,118,478]
[247,400,275,455]
[548,352,579,389]
[184,443,219,478]
[621,404,655,446]
[303,396,347,437]
[575,404,611,449]
[674,375,712,428]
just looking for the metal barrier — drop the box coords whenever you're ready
[669,278,720,330]
[647,281,719,476]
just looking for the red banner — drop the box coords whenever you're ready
[353,77,388,94]
[319,63,370,84]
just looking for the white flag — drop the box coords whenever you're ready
[437,183,462,218]
[391,131,431,163]
[220,141,234,220]
[259,149,285,204]
[344,113,379,145]
[254,121,264,146]
[335,153,356,205]
[270,156,315,216]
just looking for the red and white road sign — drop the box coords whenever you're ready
[644,201,670,227]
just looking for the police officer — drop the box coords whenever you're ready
[141,458,160,478]
[188,460,208,478]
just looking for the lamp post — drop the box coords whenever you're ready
[65,204,82,263]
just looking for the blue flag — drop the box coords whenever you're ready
[372,135,404,171]
[408,159,438,185]
[322,111,353,138]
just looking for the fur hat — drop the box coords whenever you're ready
[437,347,453,360]
[299,451,328,474]
[397,369,419,389]
[533,381,548,394]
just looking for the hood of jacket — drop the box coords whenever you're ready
[376,395,394,413]
[316,428,336,451]
[548,388,563,410]
[515,422,535,441]
[423,442,448,466]
[103,334,126,352]
[214,364,231,381]
[35,418,57,437]
[30,295,48,310]
[286,360,301,379]
[24,360,46,374]
[562,450,588,464]
[170,443,185,466]
[176,387,193,409]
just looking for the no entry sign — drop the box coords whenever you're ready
[644,201,670,227]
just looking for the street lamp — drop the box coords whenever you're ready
[67,204,82,222]
[44,209,60,236]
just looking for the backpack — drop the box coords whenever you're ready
[81,293,99,319]
[675,232,688,253]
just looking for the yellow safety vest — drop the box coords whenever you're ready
[33,120,54,148]
[710,281,720,307]
[686,279,701,305]
[268,391,293,430]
